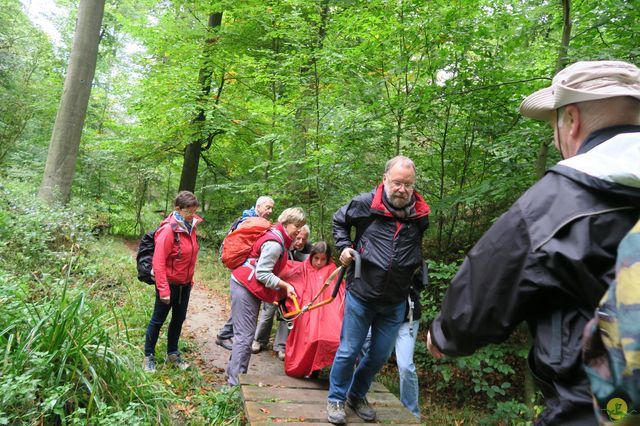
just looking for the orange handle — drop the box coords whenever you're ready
[275,293,301,318]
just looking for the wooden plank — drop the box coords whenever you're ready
[240,373,388,392]
[244,401,420,424]
[243,386,402,405]
[240,374,327,390]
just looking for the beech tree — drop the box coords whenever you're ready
[39,0,106,204]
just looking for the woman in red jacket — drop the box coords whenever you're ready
[226,207,306,385]
[143,191,202,373]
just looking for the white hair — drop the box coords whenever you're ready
[384,155,416,174]
[255,196,274,208]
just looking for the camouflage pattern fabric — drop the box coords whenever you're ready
[583,219,640,425]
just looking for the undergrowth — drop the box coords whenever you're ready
[0,181,242,424]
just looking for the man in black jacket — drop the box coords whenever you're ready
[327,156,430,424]
[428,60,640,425]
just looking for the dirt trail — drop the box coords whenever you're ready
[123,238,284,386]
[184,281,285,386]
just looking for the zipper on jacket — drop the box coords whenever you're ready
[187,233,196,282]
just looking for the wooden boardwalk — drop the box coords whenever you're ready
[240,374,422,425]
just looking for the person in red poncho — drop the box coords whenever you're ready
[283,241,346,378]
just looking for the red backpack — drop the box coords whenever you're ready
[220,217,272,269]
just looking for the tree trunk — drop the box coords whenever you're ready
[527,0,573,412]
[535,0,572,179]
[38,0,106,204]
[178,12,223,193]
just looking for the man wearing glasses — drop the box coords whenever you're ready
[326,156,431,424]
[428,60,640,425]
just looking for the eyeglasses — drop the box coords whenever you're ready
[389,180,415,190]
[179,207,198,216]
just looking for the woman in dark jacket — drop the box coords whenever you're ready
[143,191,202,373]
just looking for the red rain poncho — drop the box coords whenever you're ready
[279,258,346,377]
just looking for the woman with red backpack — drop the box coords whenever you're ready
[226,207,306,385]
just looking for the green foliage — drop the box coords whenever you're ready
[192,386,243,425]
[4,0,640,422]
[421,259,460,324]
[428,343,527,408]
[479,399,536,426]
[0,180,173,424]
[0,0,62,167]
[0,275,171,423]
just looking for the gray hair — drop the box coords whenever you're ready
[278,207,306,227]
[384,156,416,174]
[255,196,274,208]
[299,224,310,236]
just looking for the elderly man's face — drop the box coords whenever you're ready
[383,164,416,208]
[293,230,309,250]
[256,200,274,219]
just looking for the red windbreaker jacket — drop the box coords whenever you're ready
[152,213,202,299]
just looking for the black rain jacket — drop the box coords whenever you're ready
[333,184,430,305]
[430,125,640,425]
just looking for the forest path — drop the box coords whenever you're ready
[184,278,286,386]
[123,238,285,386]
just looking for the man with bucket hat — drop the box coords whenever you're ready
[427,60,640,425]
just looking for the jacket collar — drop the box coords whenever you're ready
[578,125,640,155]
[273,222,294,249]
[164,212,203,234]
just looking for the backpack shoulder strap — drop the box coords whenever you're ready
[158,223,181,256]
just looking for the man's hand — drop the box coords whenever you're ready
[339,248,354,266]
[427,330,443,359]
[160,296,171,305]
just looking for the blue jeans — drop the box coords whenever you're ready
[144,284,192,356]
[360,321,421,418]
[396,321,420,418]
[328,292,405,402]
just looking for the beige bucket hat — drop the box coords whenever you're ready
[519,60,640,121]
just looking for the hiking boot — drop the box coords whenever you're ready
[143,356,156,373]
[347,395,376,421]
[277,350,285,361]
[215,336,233,351]
[326,400,346,424]
[251,340,262,354]
[166,353,190,370]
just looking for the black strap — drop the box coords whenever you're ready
[172,228,181,259]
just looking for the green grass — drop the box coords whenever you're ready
[93,237,244,425]
[0,256,173,424]
[0,183,177,424]
[194,244,232,292]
